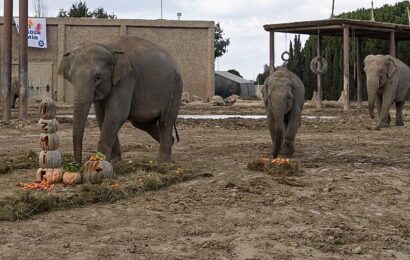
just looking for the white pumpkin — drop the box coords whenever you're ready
[83,160,114,184]
[39,133,60,151]
[36,168,64,184]
[38,118,58,133]
[39,98,57,119]
[39,150,62,168]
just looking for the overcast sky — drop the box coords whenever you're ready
[1,0,403,80]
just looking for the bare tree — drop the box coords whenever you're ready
[33,0,48,17]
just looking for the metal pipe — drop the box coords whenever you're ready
[389,30,396,57]
[356,37,362,109]
[2,0,13,121]
[269,31,275,70]
[343,25,350,111]
[316,31,323,110]
[19,0,29,120]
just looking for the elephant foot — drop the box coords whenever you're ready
[374,122,389,130]
[110,154,122,163]
[396,120,404,126]
[387,115,391,126]
[281,143,295,156]
[158,153,172,163]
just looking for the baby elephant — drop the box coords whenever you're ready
[262,67,305,158]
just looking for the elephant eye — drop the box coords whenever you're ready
[95,73,103,83]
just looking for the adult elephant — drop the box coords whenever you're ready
[262,67,305,158]
[364,54,410,129]
[58,36,183,163]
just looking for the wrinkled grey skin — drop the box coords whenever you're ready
[262,67,305,158]
[58,36,183,163]
[364,54,410,130]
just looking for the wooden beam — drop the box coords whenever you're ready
[343,25,350,111]
[57,24,66,102]
[316,31,323,110]
[2,0,13,121]
[389,30,397,57]
[356,37,363,109]
[19,0,28,120]
[269,31,275,69]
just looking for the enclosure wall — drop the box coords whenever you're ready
[0,18,215,103]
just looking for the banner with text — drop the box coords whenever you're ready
[14,17,48,48]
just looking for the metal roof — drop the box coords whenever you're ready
[264,18,410,40]
[215,71,253,84]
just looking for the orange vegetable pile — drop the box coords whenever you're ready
[17,179,54,191]
[247,157,299,176]
[271,158,290,165]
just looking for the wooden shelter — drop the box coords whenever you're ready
[264,18,410,110]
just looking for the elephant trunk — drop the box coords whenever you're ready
[72,97,92,163]
[273,127,283,158]
[367,78,378,119]
[272,111,285,158]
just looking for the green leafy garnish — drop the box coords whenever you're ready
[63,162,82,172]
[96,151,106,160]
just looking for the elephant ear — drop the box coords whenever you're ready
[386,56,397,78]
[58,52,72,82]
[112,51,132,85]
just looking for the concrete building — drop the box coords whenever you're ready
[215,71,255,98]
[0,18,215,103]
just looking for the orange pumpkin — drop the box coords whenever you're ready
[39,133,60,151]
[36,168,64,184]
[63,171,82,185]
[39,150,62,168]
[39,98,56,119]
[83,160,114,184]
[38,118,58,133]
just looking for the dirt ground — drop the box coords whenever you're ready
[0,100,410,259]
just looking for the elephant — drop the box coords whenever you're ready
[364,54,410,129]
[261,67,305,158]
[58,36,183,163]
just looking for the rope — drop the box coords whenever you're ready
[281,33,290,62]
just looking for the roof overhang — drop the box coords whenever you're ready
[264,18,410,40]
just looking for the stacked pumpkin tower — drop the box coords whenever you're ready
[36,98,64,184]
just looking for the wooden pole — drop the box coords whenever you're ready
[389,30,396,57]
[356,37,362,109]
[316,31,323,110]
[2,0,13,121]
[269,31,275,70]
[19,0,29,120]
[343,25,350,111]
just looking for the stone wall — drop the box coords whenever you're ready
[0,18,215,103]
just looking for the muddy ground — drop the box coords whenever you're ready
[0,100,409,259]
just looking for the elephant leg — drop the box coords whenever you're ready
[11,94,18,109]
[96,101,125,162]
[131,121,160,143]
[376,91,394,129]
[375,94,382,117]
[95,101,122,162]
[281,110,300,156]
[395,101,405,126]
[267,113,280,158]
[158,121,174,162]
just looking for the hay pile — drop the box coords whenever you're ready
[247,157,300,176]
[0,160,197,221]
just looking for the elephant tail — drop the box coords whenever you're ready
[173,124,180,143]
